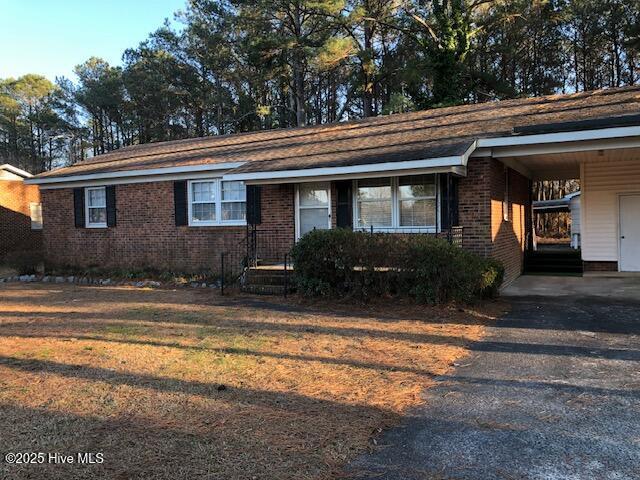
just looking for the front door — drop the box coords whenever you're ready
[619,194,640,271]
[296,182,331,239]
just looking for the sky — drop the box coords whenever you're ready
[0,0,186,82]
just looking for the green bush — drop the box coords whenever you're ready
[290,229,504,304]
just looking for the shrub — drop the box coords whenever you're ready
[3,249,44,275]
[290,229,504,304]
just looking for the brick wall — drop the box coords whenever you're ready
[40,166,530,283]
[459,158,531,285]
[41,182,294,272]
[0,180,42,257]
[583,261,618,272]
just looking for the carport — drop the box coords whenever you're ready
[479,115,640,275]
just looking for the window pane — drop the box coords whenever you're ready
[300,207,329,236]
[222,202,246,221]
[400,199,436,226]
[357,178,391,201]
[192,202,216,222]
[399,175,436,199]
[192,182,215,202]
[88,188,106,207]
[357,200,392,227]
[299,183,329,207]
[222,181,245,201]
[89,207,107,224]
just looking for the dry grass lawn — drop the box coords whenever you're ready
[0,283,504,480]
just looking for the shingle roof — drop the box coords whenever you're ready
[35,86,640,179]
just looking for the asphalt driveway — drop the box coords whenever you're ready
[349,285,640,479]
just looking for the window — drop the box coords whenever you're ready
[85,187,107,228]
[30,202,42,230]
[355,175,438,231]
[356,178,392,227]
[189,180,246,225]
[221,181,246,222]
[191,181,217,222]
[399,175,436,227]
[503,168,510,222]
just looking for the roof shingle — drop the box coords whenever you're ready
[36,86,640,179]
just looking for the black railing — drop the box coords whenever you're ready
[354,226,464,248]
[246,225,293,268]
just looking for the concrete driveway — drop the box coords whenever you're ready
[348,278,640,479]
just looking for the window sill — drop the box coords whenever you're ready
[355,227,438,234]
[85,224,108,229]
[188,221,247,228]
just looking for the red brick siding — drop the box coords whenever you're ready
[0,180,42,256]
[490,161,530,284]
[459,159,492,257]
[459,158,531,284]
[583,261,618,272]
[41,182,294,272]
[40,165,530,283]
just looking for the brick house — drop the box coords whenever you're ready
[1,164,42,258]
[26,87,640,285]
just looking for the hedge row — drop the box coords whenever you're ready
[290,229,504,304]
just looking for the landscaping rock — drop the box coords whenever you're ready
[190,282,199,288]
[19,275,29,282]
[55,276,65,283]
[67,276,75,283]
[42,276,50,283]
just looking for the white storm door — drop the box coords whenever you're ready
[296,182,331,239]
[619,194,640,271]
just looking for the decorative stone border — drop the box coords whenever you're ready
[0,274,220,289]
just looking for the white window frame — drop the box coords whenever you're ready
[353,175,440,233]
[85,186,107,228]
[187,179,247,227]
[295,182,332,240]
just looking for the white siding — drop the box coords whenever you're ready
[569,196,581,235]
[582,157,640,262]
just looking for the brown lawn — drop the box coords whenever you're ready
[0,283,504,480]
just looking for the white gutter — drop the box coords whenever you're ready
[223,141,477,183]
[477,125,640,148]
[24,162,244,186]
[1,164,33,178]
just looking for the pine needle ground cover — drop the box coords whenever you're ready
[0,284,503,480]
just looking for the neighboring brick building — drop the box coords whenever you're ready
[26,87,640,284]
[0,164,42,258]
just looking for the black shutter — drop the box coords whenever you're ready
[335,180,353,229]
[439,174,459,229]
[73,187,85,228]
[174,180,188,226]
[246,185,262,225]
[106,186,116,227]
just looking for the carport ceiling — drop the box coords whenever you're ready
[499,146,640,180]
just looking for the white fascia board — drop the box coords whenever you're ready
[490,136,640,159]
[239,165,468,185]
[25,162,245,186]
[1,164,32,178]
[223,146,475,184]
[477,125,640,149]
